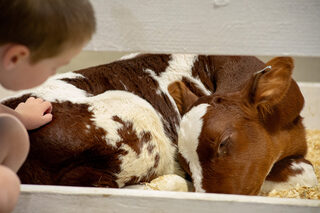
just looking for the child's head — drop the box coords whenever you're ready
[0,0,96,90]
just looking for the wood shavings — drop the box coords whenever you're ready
[263,130,320,199]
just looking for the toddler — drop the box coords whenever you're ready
[0,0,96,212]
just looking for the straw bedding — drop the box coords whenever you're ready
[262,130,320,199]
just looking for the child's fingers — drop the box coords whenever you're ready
[25,97,35,102]
[26,97,45,104]
[42,113,53,124]
[36,98,44,103]
[33,98,44,103]
[41,101,52,114]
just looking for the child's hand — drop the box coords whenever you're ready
[15,97,53,130]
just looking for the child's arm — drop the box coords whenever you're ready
[0,97,52,130]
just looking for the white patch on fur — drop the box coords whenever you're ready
[119,80,128,90]
[178,103,210,193]
[84,124,91,134]
[86,90,177,187]
[146,54,210,97]
[144,54,210,132]
[260,161,318,193]
[1,72,89,103]
[120,53,141,60]
[164,54,211,95]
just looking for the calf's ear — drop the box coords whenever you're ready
[168,81,199,116]
[249,57,294,109]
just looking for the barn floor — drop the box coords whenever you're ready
[261,130,320,199]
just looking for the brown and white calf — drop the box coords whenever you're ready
[1,54,317,194]
[170,56,318,195]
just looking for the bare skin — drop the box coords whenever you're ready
[0,98,53,130]
[0,42,86,213]
[0,114,28,213]
[0,164,20,213]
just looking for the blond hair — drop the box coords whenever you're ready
[0,0,96,63]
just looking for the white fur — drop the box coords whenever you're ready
[144,54,211,132]
[260,161,318,193]
[87,90,177,187]
[178,103,210,193]
[1,72,89,103]
[146,54,211,97]
[119,80,128,90]
[120,53,141,60]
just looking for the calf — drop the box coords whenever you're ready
[2,54,205,187]
[2,54,317,194]
[170,56,318,195]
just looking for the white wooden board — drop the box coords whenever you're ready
[13,185,320,213]
[86,0,320,56]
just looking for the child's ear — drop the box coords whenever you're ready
[168,81,199,116]
[2,44,30,70]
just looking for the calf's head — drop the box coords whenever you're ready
[169,57,304,195]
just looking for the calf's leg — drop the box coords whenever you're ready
[260,157,318,193]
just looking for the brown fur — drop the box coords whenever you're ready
[3,54,180,187]
[169,57,311,195]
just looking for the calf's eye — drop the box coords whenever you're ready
[218,137,230,156]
